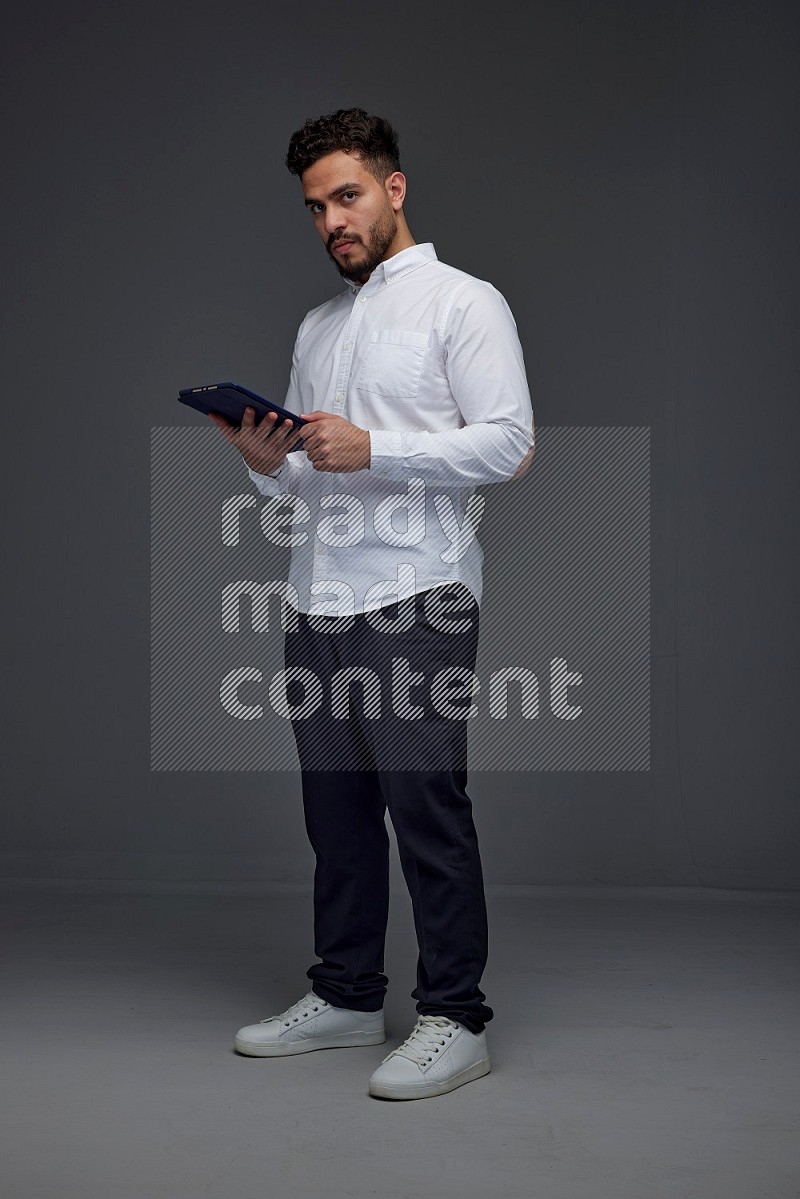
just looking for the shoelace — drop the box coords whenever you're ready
[260,991,328,1027]
[386,1015,460,1066]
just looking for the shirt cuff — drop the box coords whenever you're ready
[368,430,405,480]
[247,464,282,494]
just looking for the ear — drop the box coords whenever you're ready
[385,170,407,211]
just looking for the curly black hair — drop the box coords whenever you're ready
[286,108,401,184]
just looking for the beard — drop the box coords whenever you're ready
[327,202,398,284]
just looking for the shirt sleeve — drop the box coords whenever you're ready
[245,319,313,497]
[368,279,535,488]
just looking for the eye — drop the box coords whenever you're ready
[342,191,357,201]
[309,203,323,215]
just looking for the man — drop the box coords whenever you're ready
[210,108,534,1100]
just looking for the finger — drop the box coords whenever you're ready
[208,413,236,441]
[266,413,298,439]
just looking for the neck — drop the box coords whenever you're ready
[383,213,416,260]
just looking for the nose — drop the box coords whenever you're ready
[324,205,346,237]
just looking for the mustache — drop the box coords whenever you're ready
[328,235,362,251]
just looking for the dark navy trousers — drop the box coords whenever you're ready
[282,582,494,1034]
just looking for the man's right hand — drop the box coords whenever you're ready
[208,407,299,476]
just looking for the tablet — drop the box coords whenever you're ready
[178,381,307,452]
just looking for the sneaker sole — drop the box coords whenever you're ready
[234,1028,386,1057]
[368,1056,491,1100]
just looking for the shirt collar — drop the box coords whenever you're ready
[345,242,438,293]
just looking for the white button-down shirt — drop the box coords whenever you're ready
[247,242,534,617]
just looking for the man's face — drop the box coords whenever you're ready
[302,150,403,284]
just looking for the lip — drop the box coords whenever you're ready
[333,240,357,253]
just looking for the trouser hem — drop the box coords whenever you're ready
[310,984,385,1013]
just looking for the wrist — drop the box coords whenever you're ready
[245,458,283,481]
[246,456,282,479]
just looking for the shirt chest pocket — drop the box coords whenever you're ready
[356,329,429,399]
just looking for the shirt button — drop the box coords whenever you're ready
[335,393,344,401]
[359,296,367,304]
[344,341,352,350]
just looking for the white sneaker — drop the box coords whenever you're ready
[234,990,386,1057]
[368,1014,490,1100]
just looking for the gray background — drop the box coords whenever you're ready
[2,0,798,889]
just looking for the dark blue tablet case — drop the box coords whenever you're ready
[178,381,306,452]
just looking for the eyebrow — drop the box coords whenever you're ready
[303,182,361,208]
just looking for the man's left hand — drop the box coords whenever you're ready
[297,412,371,473]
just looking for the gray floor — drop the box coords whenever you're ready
[1,884,799,1199]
